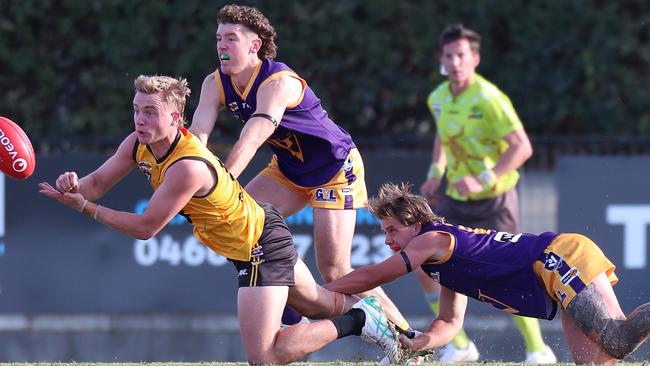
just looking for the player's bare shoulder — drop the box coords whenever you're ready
[198,72,222,106]
[259,74,303,106]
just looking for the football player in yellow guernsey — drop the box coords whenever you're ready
[39,75,403,364]
[418,24,556,363]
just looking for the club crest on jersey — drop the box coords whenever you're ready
[315,188,337,202]
[342,156,353,171]
[228,102,239,112]
[138,161,153,182]
[227,102,245,121]
[543,252,564,271]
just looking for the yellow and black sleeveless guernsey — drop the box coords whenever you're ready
[133,128,265,261]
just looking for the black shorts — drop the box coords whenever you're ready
[230,203,298,287]
[437,188,519,232]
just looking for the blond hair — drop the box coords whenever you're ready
[133,75,191,122]
[369,182,442,226]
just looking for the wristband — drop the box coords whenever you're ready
[478,169,497,189]
[93,205,101,220]
[250,113,278,128]
[79,199,88,213]
[427,163,445,179]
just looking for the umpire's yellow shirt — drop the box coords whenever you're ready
[427,74,523,201]
[134,128,265,261]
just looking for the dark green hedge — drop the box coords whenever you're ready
[1,0,649,148]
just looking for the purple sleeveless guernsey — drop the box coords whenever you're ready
[419,222,559,320]
[218,59,355,187]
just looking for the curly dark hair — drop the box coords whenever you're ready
[217,4,277,60]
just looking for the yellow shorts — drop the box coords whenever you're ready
[533,233,618,310]
[260,148,368,210]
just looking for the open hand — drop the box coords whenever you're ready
[39,181,86,212]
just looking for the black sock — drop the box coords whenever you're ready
[329,308,365,339]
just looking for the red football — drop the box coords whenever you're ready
[0,116,36,180]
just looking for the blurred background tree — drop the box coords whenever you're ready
[1,0,649,152]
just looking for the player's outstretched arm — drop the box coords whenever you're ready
[189,73,221,145]
[223,75,300,178]
[77,133,139,200]
[41,132,137,204]
[403,286,468,353]
[324,233,441,294]
[40,156,209,240]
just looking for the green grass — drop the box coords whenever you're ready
[1,363,649,366]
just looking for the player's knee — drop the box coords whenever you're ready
[246,353,283,365]
[319,265,351,283]
[246,342,296,365]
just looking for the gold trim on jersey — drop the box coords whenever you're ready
[231,61,263,100]
[213,71,226,108]
[430,230,455,264]
[260,71,307,108]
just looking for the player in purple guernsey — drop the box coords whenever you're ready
[214,58,355,187]
[326,183,650,364]
[189,4,410,333]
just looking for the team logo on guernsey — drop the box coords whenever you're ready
[227,102,245,121]
[138,161,153,182]
[227,102,239,113]
[561,267,580,286]
[268,132,304,162]
[342,156,353,171]
[433,102,441,120]
[543,252,564,271]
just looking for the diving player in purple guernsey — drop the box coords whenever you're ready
[189,4,410,331]
[325,182,650,365]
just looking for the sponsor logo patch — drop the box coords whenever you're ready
[561,266,580,286]
[315,188,337,202]
[544,252,564,271]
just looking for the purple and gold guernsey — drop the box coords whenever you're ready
[216,59,355,187]
[419,222,559,320]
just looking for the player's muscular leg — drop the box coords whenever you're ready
[238,286,288,364]
[239,285,340,365]
[246,174,308,216]
[566,272,650,359]
[313,208,355,281]
[287,258,355,318]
